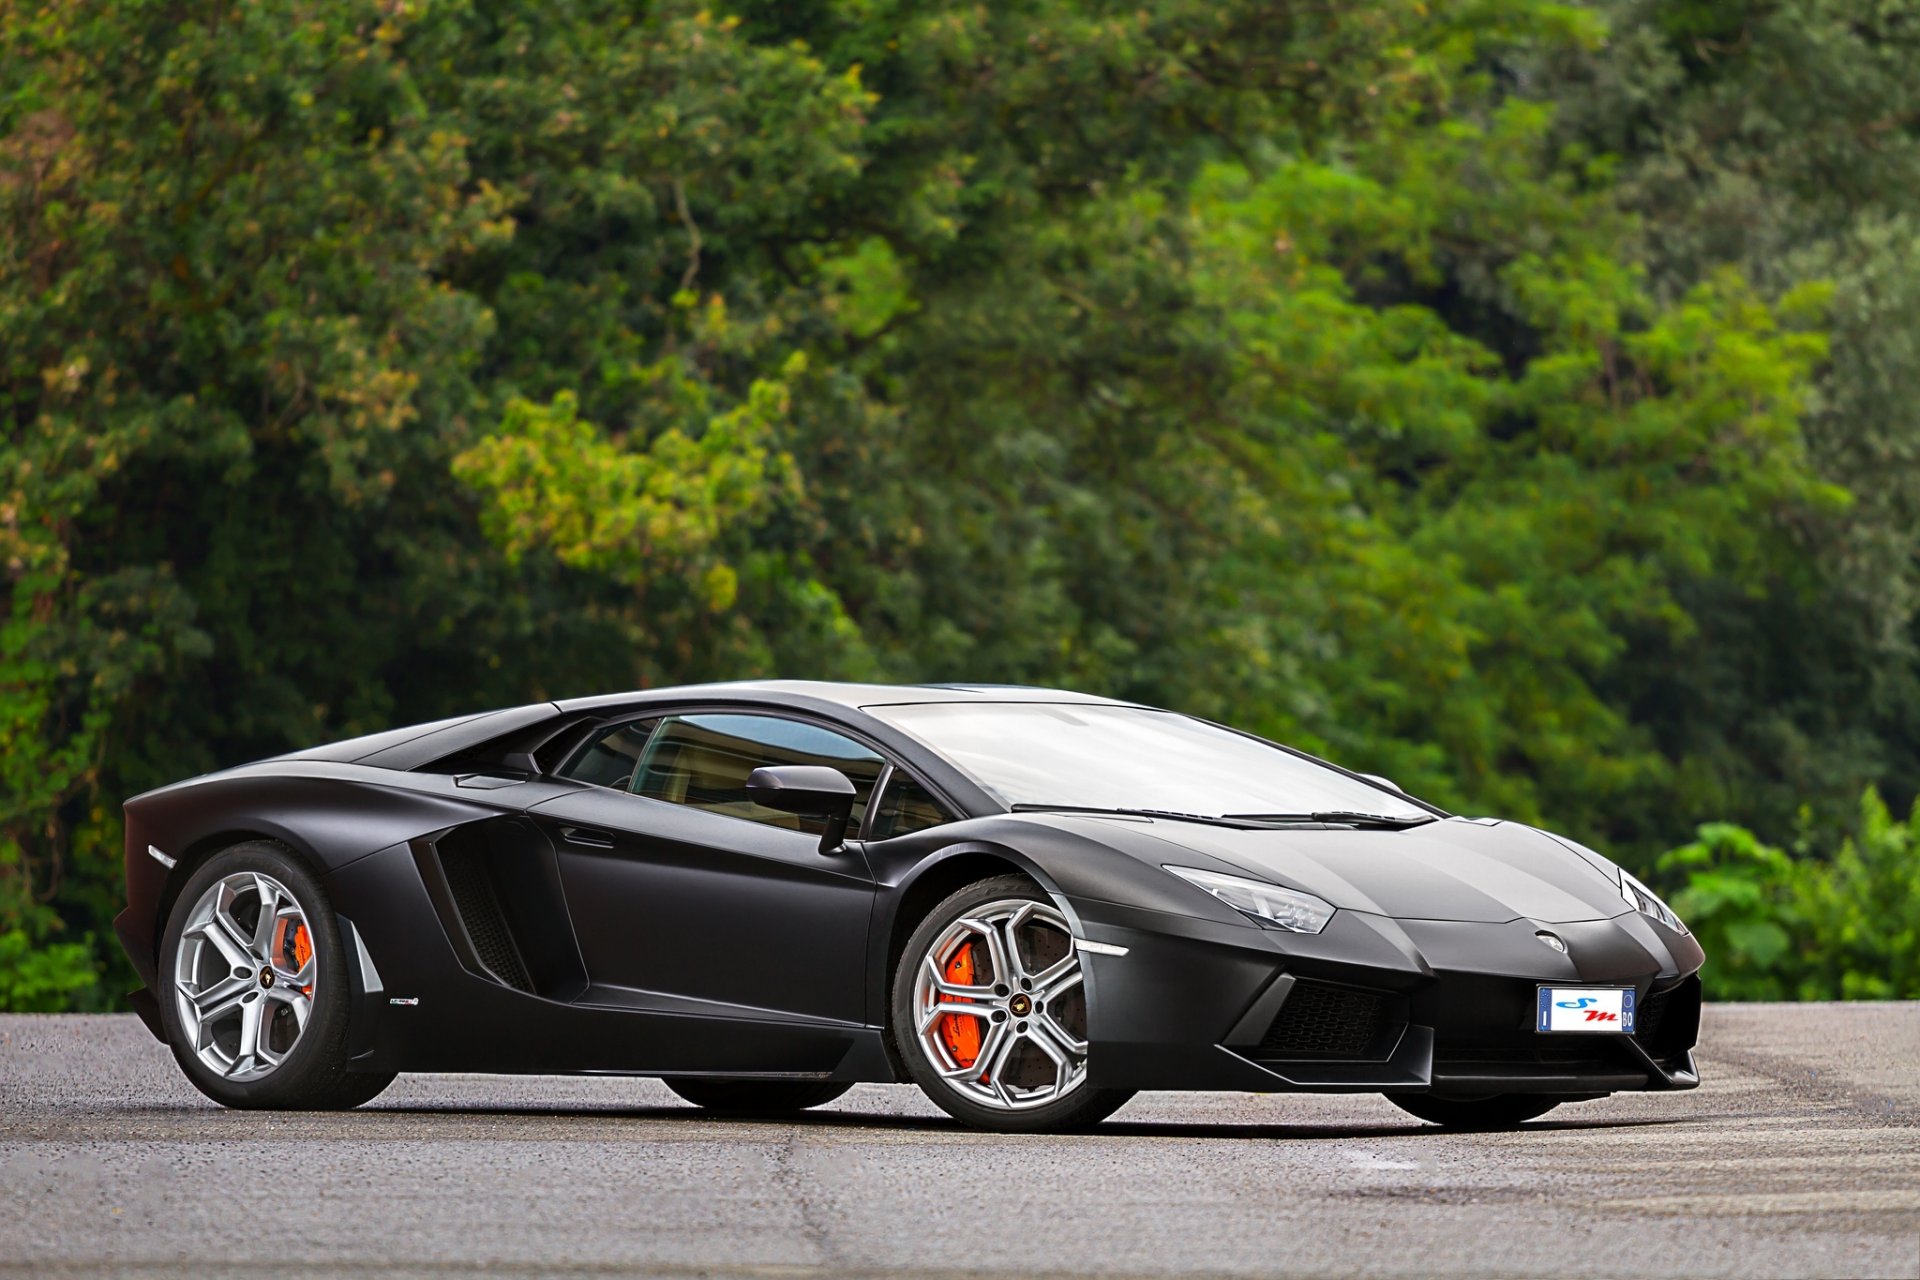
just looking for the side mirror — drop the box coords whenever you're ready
[745,765,857,853]
[1360,772,1404,794]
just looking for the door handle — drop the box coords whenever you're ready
[561,826,616,848]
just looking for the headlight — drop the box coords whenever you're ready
[1164,866,1335,934]
[1619,869,1686,933]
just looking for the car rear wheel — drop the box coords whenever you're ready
[663,1079,852,1113]
[1388,1093,1564,1129]
[892,875,1132,1133]
[159,841,394,1110]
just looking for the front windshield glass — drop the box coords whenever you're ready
[866,702,1430,819]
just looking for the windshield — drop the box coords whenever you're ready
[867,702,1431,820]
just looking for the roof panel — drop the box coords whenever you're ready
[552,679,1130,713]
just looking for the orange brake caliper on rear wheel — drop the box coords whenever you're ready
[936,941,983,1071]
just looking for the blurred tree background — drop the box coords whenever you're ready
[3,0,1916,1008]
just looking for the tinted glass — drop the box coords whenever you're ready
[559,719,658,789]
[867,702,1427,819]
[868,771,955,840]
[634,714,886,834]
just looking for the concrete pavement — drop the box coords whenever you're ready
[2,1004,1915,1278]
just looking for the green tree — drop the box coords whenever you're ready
[0,0,867,1002]
[0,0,1873,1007]
[1540,0,1920,842]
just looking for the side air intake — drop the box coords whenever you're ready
[411,818,587,1000]
[435,843,535,992]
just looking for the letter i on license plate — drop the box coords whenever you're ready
[1537,986,1635,1033]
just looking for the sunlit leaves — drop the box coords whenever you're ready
[453,357,803,614]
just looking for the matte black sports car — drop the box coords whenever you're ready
[116,681,1703,1132]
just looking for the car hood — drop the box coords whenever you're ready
[1131,817,1627,924]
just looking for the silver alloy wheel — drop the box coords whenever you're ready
[171,872,317,1083]
[912,898,1088,1111]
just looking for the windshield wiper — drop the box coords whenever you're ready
[1009,804,1254,829]
[1222,810,1440,830]
[1010,804,1440,830]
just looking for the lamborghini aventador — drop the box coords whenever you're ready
[117,681,1703,1132]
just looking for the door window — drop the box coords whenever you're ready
[633,714,886,834]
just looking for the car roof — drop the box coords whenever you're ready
[554,679,1136,714]
[264,682,1139,779]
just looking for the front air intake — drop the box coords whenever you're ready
[1254,979,1400,1061]
[1633,974,1701,1067]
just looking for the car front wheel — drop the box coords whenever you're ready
[892,874,1132,1133]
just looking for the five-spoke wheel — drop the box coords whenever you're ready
[159,840,394,1110]
[893,875,1132,1132]
[912,898,1089,1110]
[172,870,317,1081]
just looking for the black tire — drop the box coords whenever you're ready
[663,1078,853,1113]
[891,874,1133,1133]
[158,840,395,1110]
[1388,1093,1565,1129]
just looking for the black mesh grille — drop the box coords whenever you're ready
[438,850,534,993]
[1633,975,1700,1063]
[1637,988,1671,1040]
[1255,981,1392,1060]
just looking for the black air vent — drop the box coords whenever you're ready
[1256,980,1396,1060]
[1633,974,1701,1064]
[436,845,535,993]
[412,819,587,1001]
[1637,987,1672,1039]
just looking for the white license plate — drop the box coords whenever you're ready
[1536,986,1636,1033]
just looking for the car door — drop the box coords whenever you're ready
[527,711,887,1029]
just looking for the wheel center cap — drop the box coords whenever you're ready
[259,967,275,989]
[1009,993,1032,1017]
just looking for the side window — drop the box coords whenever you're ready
[633,714,885,835]
[558,719,658,790]
[868,770,956,840]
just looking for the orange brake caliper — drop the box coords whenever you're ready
[936,942,983,1070]
[278,918,315,995]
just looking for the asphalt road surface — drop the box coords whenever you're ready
[3,1005,1916,1279]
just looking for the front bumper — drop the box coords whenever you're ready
[1067,895,1703,1097]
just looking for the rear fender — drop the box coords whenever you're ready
[120,770,507,988]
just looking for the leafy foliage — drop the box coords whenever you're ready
[1541,0,1920,842]
[0,907,96,1012]
[0,0,1909,1006]
[1658,789,1920,1000]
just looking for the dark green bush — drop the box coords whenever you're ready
[1658,789,1920,1000]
